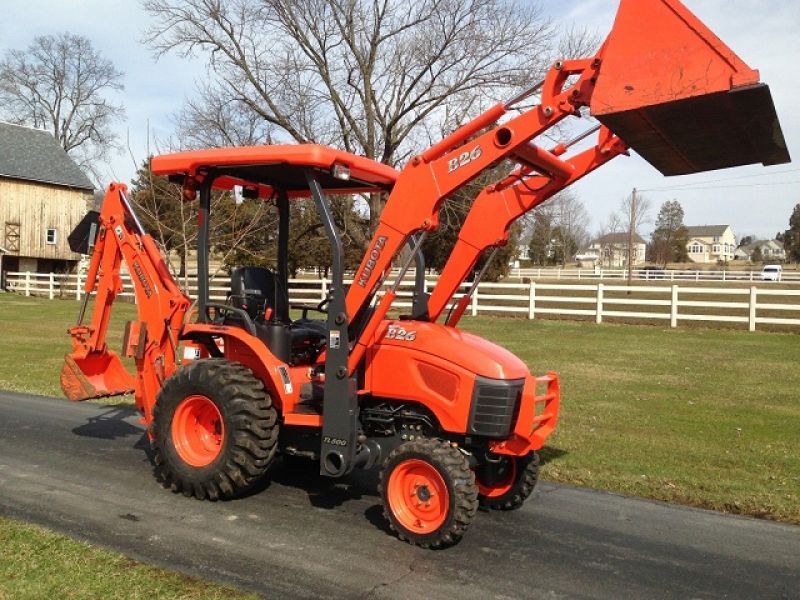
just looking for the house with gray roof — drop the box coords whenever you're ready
[586,232,647,267]
[0,122,93,279]
[734,239,785,262]
[685,224,736,263]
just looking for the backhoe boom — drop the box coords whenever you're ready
[61,184,190,424]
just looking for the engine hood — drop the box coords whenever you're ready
[371,320,529,380]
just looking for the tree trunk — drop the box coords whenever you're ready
[627,188,637,291]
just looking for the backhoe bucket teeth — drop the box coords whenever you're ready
[61,352,135,402]
[592,0,790,175]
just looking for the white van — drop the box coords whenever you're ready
[761,264,782,281]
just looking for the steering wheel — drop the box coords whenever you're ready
[292,295,330,320]
[316,295,330,314]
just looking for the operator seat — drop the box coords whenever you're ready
[228,267,327,364]
[230,267,289,322]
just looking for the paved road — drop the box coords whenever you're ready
[0,392,798,599]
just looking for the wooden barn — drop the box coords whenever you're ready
[0,122,94,280]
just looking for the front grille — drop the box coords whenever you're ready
[467,376,524,438]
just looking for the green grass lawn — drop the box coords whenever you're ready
[0,292,798,597]
[0,517,255,600]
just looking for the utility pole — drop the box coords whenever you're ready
[627,188,637,288]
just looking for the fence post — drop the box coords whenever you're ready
[722,270,726,282]
[49,273,55,300]
[75,272,82,301]
[471,285,479,316]
[596,283,604,324]
[578,269,582,280]
[749,271,753,282]
[670,285,679,328]
[670,270,675,281]
[25,272,31,297]
[528,281,536,320]
[557,268,561,280]
[695,271,699,282]
[538,268,541,279]
[320,278,328,301]
[749,287,757,332]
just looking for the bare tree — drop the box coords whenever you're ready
[142,0,576,233]
[0,33,124,183]
[593,212,623,269]
[550,190,590,266]
[130,158,278,285]
[618,189,651,284]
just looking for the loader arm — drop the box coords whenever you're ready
[345,0,788,373]
[428,126,629,325]
[345,57,603,372]
[61,183,191,424]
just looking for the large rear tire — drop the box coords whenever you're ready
[476,452,539,510]
[379,438,478,548]
[151,358,279,500]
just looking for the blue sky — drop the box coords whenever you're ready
[1,0,797,240]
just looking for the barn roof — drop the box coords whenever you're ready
[0,122,93,192]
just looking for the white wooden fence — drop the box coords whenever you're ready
[4,271,800,332]
[509,267,800,282]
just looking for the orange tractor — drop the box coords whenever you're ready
[61,0,788,547]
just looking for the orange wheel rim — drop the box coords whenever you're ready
[387,459,449,534]
[477,459,517,498]
[171,395,224,467]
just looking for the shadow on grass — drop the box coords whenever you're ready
[539,446,568,465]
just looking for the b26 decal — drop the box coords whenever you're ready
[385,325,416,341]
[447,145,482,173]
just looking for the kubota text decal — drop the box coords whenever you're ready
[357,235,387,287]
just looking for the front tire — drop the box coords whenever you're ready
[379,438,478,548]
[475,452,540,510]
[151,359,279,500]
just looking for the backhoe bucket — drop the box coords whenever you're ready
[592,0,790,175]
[61,351,135,402]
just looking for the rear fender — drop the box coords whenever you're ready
[180,323,298,411]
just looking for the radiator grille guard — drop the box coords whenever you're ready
[467,376,525,438]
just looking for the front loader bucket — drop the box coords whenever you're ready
[61,351,135,402]
[591,0,790,175]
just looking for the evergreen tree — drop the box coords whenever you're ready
[528,208,555,266]
[784,204,800,264]
[651,200,688,266]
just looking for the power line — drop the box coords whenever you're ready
[639,180,800,193]
[650,166,800,189]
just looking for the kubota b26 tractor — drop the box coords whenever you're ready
[60,0,788,547]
